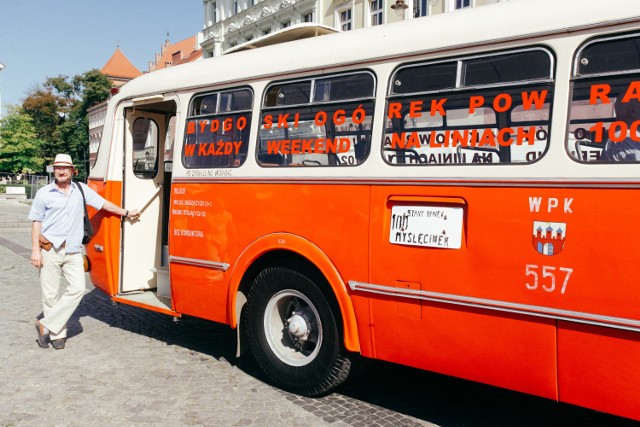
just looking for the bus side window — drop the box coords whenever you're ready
[192,94,217,116]
[384,48,554,166]
[182,88,253,169]
[568,33,640,163]
[257,72,376,167]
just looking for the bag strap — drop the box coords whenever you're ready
[75,181,90,219]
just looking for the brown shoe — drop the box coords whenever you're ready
[34,320,49,349]
[51,338,66,350]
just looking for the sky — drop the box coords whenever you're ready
[0,0,202,116]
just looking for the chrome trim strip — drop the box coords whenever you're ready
[349,281,640,333]
[171,176,640,188]
[170,255,230,271]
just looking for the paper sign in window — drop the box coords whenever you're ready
[389,205,463,249]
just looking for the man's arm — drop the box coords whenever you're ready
[31,221,42,268]
[101,200,141,220]
[80,182,140,219]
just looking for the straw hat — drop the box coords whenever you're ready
[51,154,75,168]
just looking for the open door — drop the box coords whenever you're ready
[115,100,178,314]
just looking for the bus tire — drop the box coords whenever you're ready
[246,266,352,396]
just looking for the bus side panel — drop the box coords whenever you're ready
[368,182,557,395]
[368,297,558,399]
[363,184,559,398]
[365,184,637,400]
[558,322,640,421]
[369,184,640,318]
[349,294,375,357]
[169,182,370,325]
[170,263,229,323]
[87,179,123,296]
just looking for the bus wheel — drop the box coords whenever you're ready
[246,266,352,396]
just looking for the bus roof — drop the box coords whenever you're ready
[224,23,339,54]
[115,0,640,101]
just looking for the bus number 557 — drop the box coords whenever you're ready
[525,264,573,294]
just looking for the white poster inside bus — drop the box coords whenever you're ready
[389,205,463,249]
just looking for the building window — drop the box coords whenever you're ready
[208,1,218,25]
[303,12,314,22]
[234,0,239,14]
[456,0,471,8]
[263,29,271,36]
[339,9,352,31]
[414,0,429,17]
[370,0,383,26]
[281,20,291,29]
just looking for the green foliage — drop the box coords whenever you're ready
[58,113,91,179]
[45,75,75,100]
[5,69,113,179]
[21,89,62,149]
[0,106,45,173]
[74,69,112,115]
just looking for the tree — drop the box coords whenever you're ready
[21,69,112,179]
[65,70,112,179]
[0,106,45,173]
[21,88,65,159]
[57,112,90,178]
[74,69,112,116]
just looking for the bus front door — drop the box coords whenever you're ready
[118,105,175,311]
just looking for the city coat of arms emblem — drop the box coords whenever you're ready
[532,221,566,255]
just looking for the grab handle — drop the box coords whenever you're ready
[135,184,163,214]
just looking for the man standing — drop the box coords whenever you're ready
[29,154,140,350]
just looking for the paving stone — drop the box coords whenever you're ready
[0,198,434,427]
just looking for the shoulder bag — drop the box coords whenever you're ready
[76,182,94,244]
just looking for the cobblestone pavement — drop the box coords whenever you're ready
[0,199,435,427]
[0,198,637,427]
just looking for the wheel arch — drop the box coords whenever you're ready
[227,233,360,354]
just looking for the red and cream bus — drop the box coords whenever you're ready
[87,0,640,419]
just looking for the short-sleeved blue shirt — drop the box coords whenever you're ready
[29,181,105,254]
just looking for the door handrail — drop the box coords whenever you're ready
[135,184,163,214]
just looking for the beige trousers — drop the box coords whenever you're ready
[39,247,85,340]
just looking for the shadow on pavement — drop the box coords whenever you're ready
[75,288,638,427]
[338,361,638,427]
[72,289,240,362]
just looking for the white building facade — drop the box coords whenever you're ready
[201,0,507,57]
